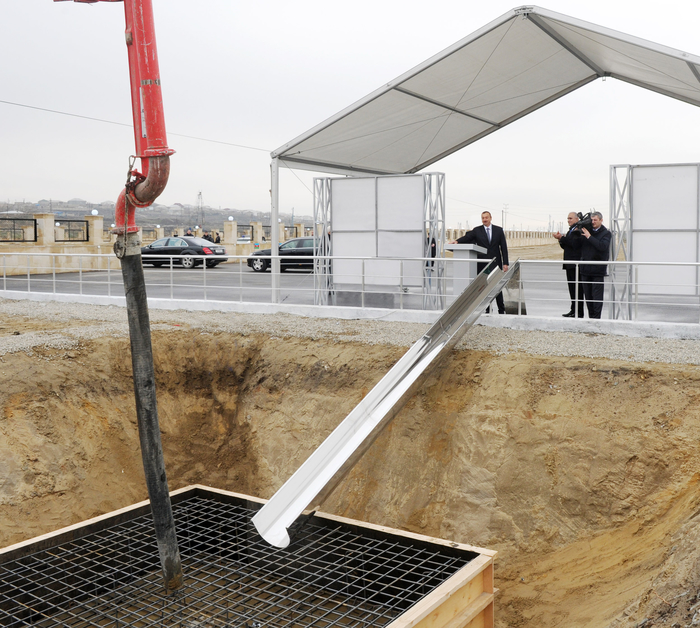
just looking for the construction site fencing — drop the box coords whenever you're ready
[1,252,699,325]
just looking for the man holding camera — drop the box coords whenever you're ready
[574,211,611,319]
[554,212,584,318]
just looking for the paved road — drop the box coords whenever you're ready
[2,259,697,323]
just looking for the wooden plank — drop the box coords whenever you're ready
[481,562,494,594]
[385,554,494,628]
[0,484,211,561]
[197,484,496,557]
[411,574,491,628]
[315,510,496,557]
[188,483,266,505]
[480,597,494,628]
[0,490,178,562]
[1,484,494,561]
[440,593,494,628]
[464,613,485,628]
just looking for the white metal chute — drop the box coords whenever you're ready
[273,5,700,177]
[252,262,517,548]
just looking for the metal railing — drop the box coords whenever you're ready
[0,218,37,242]
[54,220,89,242]
[1,252,699,325]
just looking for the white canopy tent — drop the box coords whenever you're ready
[267,5,700,296]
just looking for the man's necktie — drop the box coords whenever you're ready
[487,227,491,242]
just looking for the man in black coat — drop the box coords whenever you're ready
[453,211,509,313]
[554,212,584,318]
[573,211,611,319]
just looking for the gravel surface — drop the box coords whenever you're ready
[1,297,699,365]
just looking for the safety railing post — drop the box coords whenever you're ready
[52,255,56,294]
[271,254,277,304]
[574,265,580,318]
[633,264,638,321]
[361,259,365,308]
[2,255,5,291]
[107,254,111,297]
[27,255,31,293]
[79,256,83,295]
[239,257,243,302]
[518,270,522,315]
[202,256,207,301]
[169,256,174,300]
[400,260,404,310]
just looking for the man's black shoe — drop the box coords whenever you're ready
[562,311,575,318]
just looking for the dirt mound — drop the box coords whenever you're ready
[2,326,700,627]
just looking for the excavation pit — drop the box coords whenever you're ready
[0,486,496,627]
[5,301,700,626]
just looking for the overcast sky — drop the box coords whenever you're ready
[2,0,700,229]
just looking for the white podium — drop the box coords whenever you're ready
[445,244,487,295]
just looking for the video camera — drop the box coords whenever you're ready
[573,212,593,231]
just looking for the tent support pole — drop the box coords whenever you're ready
[271,157,280,302]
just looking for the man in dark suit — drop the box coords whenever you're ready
[452,211,509,313]
[573,211,611,319]
[554,212,584,318]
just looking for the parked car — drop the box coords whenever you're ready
[141,236,227,268]
[247,237,318,272]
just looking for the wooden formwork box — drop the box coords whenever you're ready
[321,510,497,628]
[0,485,496,627]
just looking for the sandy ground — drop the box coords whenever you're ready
[2,243,700,627]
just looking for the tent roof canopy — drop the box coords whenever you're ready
[272,5,700,177]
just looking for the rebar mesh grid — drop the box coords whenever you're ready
[0,492,477,627]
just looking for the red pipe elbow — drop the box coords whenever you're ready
[113,155,170,234]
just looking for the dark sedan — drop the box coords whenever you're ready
[247,237,318,272]
[141,236,228,268]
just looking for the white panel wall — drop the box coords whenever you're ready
[633,166,698,230]
[629,164,699,296]
[633,232,697,295]
[331,178,376,231]
[330,175,427,287]
[377,176,424,231]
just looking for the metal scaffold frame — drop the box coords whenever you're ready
[313,177,333,306]
[423,173,446,310]
[312,173,446,308]
[610,162,700,322]
[610,165,632,320]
